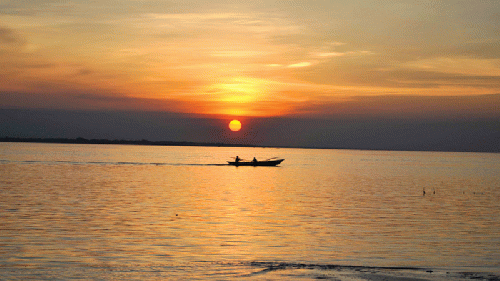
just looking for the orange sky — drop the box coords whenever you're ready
[1,1,499,118]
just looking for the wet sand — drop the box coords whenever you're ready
[242,262,500,280]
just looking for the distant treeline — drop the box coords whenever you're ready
[0,136,256,148]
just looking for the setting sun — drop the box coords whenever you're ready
[229,120,242,131]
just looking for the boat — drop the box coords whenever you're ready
[227,159,284,166]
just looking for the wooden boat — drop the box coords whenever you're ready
[227,159,284,166]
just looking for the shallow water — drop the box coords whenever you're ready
[1,143,499,280]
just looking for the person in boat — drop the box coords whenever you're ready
[252,157,258,163]
[235,156,240,163]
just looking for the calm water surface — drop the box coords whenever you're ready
[1,143,499,280]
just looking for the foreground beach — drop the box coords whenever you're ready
[238,262,500,280]
[3,261,498,280]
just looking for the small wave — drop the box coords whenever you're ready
[218,261,500,280]
[1,159,229,166]
[245,261,421,272]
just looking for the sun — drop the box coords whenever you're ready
[229,120,242,132]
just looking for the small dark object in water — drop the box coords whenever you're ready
[228,159,284,166]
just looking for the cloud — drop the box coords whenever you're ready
[287,62,312,68]
[385,70,500,89]
[292,93,500,119]
[400,57,500,76]
[2,1,499,119]
[363,56,500,89]
[0,26,26,49]
[144,12,302,36]
[314,50,373,58]
[210,51,267,57]
[0,90,193,113]
[146,12,243,21]
[329,42,346,47]
[316,52,345,57]
[0,27,20,44]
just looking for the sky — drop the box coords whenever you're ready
[1,0,499,150]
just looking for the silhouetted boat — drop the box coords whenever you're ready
[227,159,284,166]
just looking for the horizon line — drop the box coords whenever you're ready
[1,136,498,154]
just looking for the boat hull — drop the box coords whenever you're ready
[227,159,284,166]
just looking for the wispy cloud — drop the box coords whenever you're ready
[400,57,500,76]
[146,13,236,20]
[287,62,312,68]
[210,51,267,57]
[0,26,25,49]
[314,50,373,58]
[316,52,345,57]
[2,1,499,118]
[144,12,302,36]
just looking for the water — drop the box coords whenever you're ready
[1,142,499,280]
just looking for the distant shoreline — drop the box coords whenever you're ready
[1,136,499,153]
